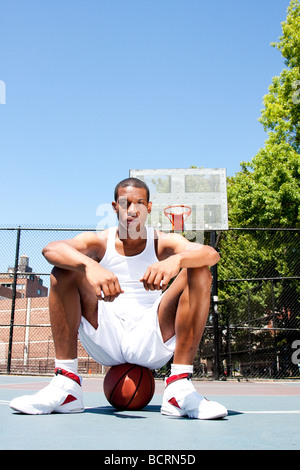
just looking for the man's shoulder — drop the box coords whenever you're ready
[95,227,113,239]
[156,229,185,243]
[155,229,189,257]
[74,228,110,247]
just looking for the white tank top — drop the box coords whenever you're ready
[99,226,162,321]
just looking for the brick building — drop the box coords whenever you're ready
[0,256,100,374]
[0,255,48,299]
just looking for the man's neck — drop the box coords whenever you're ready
[117,224,147,242]
[116,225,147,256]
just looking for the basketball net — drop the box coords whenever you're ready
[163,205,192,231]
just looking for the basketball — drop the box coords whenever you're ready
[103,363,155,411]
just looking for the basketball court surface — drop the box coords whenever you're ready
[1,168,299,452]
[1,375,299,451]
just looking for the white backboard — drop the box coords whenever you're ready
[129,168,228,232]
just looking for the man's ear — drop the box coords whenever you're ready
[147,201,152,213]
[112,201,117,213]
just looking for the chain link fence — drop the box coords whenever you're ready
[0,226,299,379]
[201,228,300,380]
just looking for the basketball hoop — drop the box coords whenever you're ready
[130,168,229,231]
[163,205,192,231]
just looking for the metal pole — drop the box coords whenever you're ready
[247,289,252,376]
[24,297,31,367]
[7,227,21,373]
[271,280,278,377]
[210,230,220,380]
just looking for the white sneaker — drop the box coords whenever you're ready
[161,373,227,420]
[10,368,84,415]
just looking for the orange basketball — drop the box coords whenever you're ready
[103,363,155,411]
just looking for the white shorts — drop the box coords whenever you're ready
[78,294,176,370]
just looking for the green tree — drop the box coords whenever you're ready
[220,0,300,286]
[227,0,300,229]
[214,2,300,377]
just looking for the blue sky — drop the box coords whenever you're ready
[0,0,292,227]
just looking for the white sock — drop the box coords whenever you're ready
[55,358,78,376]
[170,364,193,376]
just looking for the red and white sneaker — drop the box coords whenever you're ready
[10,368,84,415]
[161,373,227,420]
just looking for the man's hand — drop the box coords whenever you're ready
[85,262,124,302]
[140,255,181,292]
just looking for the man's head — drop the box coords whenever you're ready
[114,177,150,203]
[112,178,152,238]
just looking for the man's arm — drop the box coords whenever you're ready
[140,232,220,291]
[42,232,102,272]
[169,234,220,268]
[42,232,123,301]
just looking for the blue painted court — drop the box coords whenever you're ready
[0,375,299,451]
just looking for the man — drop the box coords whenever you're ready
[10,177,227,419]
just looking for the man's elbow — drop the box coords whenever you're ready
[42,241,59,261]
[210,247,220,266]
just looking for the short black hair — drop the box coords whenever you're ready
[114,177,150,202]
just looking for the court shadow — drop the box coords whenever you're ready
[85,404,161,414]
[84,406,148,419]
[84,405,242,419]
[227,410,244,416]
[143,404,161,412]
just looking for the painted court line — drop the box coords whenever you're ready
[79,406,300,415]
[1,401,299,415]
[239,410,300,414]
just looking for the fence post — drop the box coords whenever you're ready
[24,297,31,367]
[7,227,21,374]
[271,280,279,377]
[210,230,220,380]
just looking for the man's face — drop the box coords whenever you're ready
[112,186,152,238]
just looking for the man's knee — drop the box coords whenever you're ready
[50,267,79,289]
[187,266,212,291]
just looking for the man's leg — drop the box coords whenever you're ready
[158,266,227,420]
[49,267,98,360]
[10,268,98,415]
[158,266,211,362]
